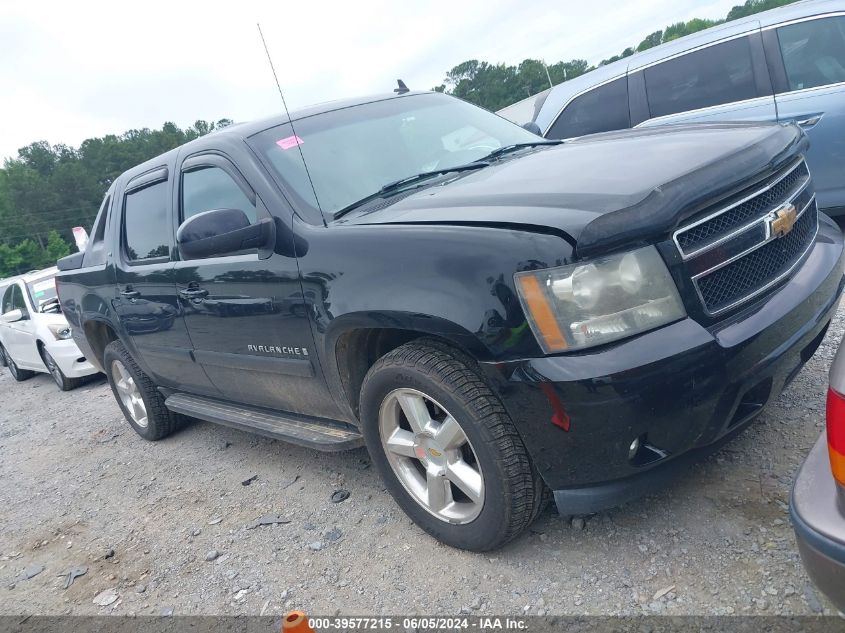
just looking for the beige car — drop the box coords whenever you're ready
[791,331,845,612]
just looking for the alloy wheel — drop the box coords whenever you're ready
[42,350,63,387]
[378,388,484,524]
[111,360,148,427]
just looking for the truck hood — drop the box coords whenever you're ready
[339,122,806,258]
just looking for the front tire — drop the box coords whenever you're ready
[40,347,84,391]
[103,340,182,441]
[359,339,544,551]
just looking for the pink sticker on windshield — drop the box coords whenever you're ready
[276,135,304,150]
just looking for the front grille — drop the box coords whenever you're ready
[696,201,818,313]
[672,157,818,316]
[676,161,809,255]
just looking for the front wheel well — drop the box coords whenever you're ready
[35,340,48,364]
[335,329,475,419]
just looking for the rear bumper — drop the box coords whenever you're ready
[46,338,98,378]
[791,433,845,613]
[481,214,844,512]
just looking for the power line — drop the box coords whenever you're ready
[0,204,98,216]
[0,216,95,231]
[0,214,95,228]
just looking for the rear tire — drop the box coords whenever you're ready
[359,339,545,551]
[3,346,35,381]
[103,340,183,441]
[40,347,84,391]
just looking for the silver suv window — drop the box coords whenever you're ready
[777,16,845,92]
[644,36,758,118]
[546,77,630,139]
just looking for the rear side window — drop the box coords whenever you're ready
[123,180,171,262]
[83,194,111,267]
[181,166,256,223]
[1,286,14,314]
[777,16,845,91]
[91,195,111,244]
[546,78,630,139]
[5,285,28,315]
[644,36,758,118]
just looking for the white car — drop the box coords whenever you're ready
[0,268,99,390]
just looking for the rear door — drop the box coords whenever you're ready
[112,167,217,394]
[173,149,339,418]
[634,29,778,127]
[765,13,845,213]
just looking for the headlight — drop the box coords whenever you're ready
[514,246,685,353]
[47,324,73,340]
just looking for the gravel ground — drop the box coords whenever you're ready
[1,305,844,617]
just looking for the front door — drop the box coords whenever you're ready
[1,283,38,369]
[770,14,845,212]
[173,151,341,419]
[111,167,217,395]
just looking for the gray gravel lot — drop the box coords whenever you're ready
[1,304,843,617]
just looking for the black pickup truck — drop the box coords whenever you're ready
[56,91,844,551]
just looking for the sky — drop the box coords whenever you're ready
[0,0,742,162]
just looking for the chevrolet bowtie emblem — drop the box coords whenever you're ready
[770,204,798,237]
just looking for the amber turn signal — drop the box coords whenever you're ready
[514,274,568,352]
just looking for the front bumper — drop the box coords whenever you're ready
[46,338,98,378]
[791,433,845,613]
[481,214,844,513]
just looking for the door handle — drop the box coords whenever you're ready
[120,288,140,299]
[796,114,822,128]
[179,288,209,299]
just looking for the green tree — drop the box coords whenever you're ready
[0,120,224,278]
[44,230,71,266]
[637,31,663,52]
[727,0,796,20]
[0,243,23,276]
[11,239,42,274]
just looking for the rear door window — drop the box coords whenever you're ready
[546,77,630,139]
[644,36,758,118]
[123,179,171,262]
[777,16,845,91]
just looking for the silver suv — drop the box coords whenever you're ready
[532,0,845,216]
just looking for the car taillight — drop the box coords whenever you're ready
[825,387,845,486]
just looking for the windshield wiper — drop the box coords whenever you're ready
[333,162,489,219]
[476,140,562,162]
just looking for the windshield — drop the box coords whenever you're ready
[248,93,542,217]
[26,276,58,309]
